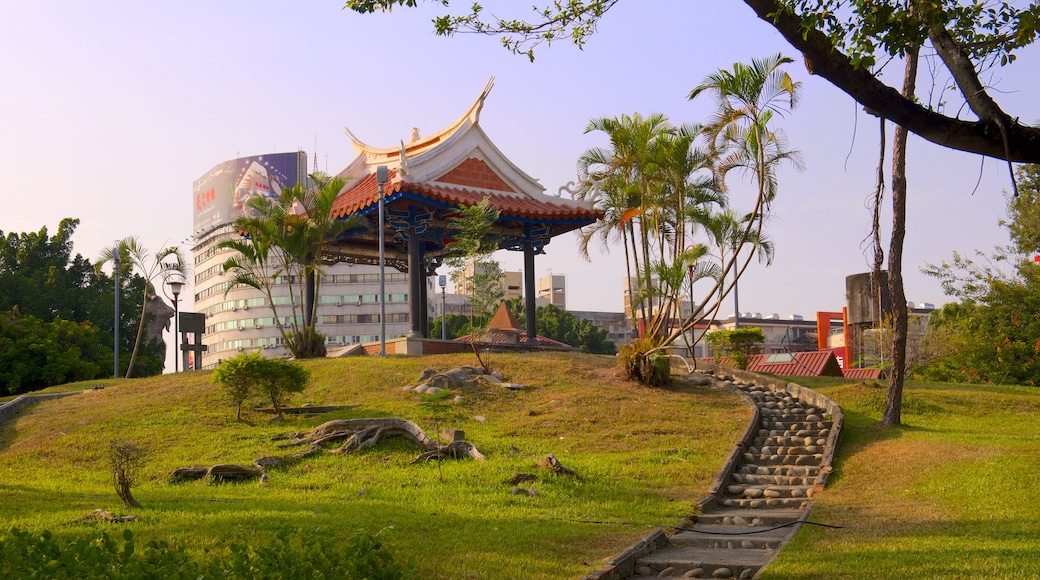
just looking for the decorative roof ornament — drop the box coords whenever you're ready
[398,140,410,181]
[557,176,605,202]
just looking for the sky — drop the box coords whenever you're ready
[2,1,1035,325]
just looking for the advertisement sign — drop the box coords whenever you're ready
[193,152,307,236]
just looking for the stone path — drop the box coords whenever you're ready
[585,367,842,580]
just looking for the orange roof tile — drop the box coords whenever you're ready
[329,169,602,223]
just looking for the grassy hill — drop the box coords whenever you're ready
[763,377,1040,579]
[0,352,748,579]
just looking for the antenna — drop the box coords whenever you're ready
[313,134,318,173]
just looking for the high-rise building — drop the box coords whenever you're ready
[191,152,414,367]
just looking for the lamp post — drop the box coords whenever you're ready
[164,273,186,373]
[439,274,447,340]
[113,244,120,379]
[376,166,388,356]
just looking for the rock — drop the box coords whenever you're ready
[169,466,208,482]
[414,384,430,394]
[684,569,704,578]
[658,567,676,577]
[444,367,474,382]
[743,488,763,499]
[739,569,755,579]
[500,383,526,390]
[727,485,745,495]
[480,374,503,384]
[731,516,748,526]
[473,415,487,422]
[741,540,755,549]
[454,395,464,402]
[426,386,444,395]
[763,489,781,498]
[712,567,733,579]
[634,565,653,576]
[805,413,822,421]
[688,373,711,386]
[491,371,505,381]
[401,385,414,392]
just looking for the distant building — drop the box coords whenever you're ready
[537,274,566,309]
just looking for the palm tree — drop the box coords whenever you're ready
[220,173,361,358]
[96,238,185,377]
[689,53,803,255]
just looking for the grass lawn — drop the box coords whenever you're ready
[0,352,748,579]
[762,377,1040,579]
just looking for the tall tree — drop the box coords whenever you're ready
[921,164,1040,385]
[344,0,1040,163]
[96,238,185,378]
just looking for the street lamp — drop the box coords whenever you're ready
[439,274,447,340]
[376,166,388,356]
[164,273,187,373]
[113,244,120,379]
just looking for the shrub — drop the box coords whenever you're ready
[706,327,765,369]
[0,526,416,579]
[213,352,310,419]
[618,337,670,387]
[212,351,264,420]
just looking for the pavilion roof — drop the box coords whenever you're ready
[324,78,602,266]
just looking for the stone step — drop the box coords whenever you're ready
[717,497,811,510]
[633,545,771,579]
[746,443,828,456]
[732,473,815,486]
[724,484,815,499]
[696,507,805,527]
[670,525,792,550]
[737,464,820,477]
[741,453,824,466]
[758,421,832,433]
[752,434,829,447]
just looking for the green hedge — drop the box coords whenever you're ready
[0,526,416,579]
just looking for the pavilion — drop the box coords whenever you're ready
[326,78,603,351]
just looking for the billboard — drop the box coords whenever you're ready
[193,152,307,236]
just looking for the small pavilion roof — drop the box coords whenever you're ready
[488,302,523,332]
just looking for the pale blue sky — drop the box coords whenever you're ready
[2,1,1034,320]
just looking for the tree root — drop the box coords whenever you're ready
[173,418,485,484]
[537,454,579,477]
[277,418,484,464]
[79,509,138,523]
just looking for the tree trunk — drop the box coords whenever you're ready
[125,286,149,378]
[880,47,919,427]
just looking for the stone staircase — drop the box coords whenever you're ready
[584,366,842,580]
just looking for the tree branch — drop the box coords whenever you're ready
[742,0,1040,163]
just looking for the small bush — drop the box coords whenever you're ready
[618,337,670,387]
[0,526,416,579]
[212,352,311,419]
[706,327,765,370]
